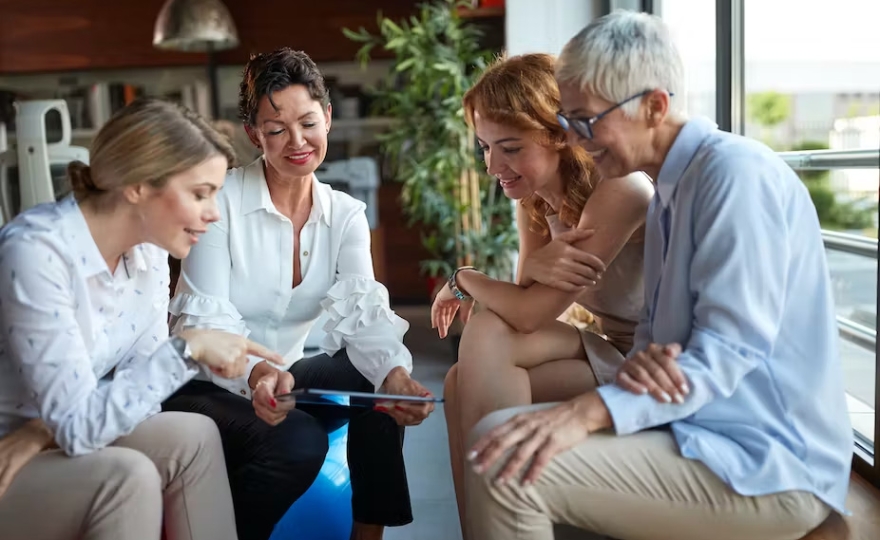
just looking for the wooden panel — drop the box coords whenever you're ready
[378,182,434,304]
[371,225,387,285]
[846,473,880,540]
[805,472,880,540]
[0,0,418,74]
[214,0,417,65]
[0,0,206,73]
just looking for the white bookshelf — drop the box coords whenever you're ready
[0,61,396,149]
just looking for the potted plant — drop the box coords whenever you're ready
[344,0,518,307]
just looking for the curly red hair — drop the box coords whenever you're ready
[463,53,596,236]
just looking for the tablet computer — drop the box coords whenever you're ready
[275,388,444,408]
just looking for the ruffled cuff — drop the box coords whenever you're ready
[169,292,250,337]
[319,277,412,389]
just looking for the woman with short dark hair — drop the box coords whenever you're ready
[164,47,434,540]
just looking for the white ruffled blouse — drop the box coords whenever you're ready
[169,158,411,399]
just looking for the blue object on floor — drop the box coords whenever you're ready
[268,398,353,540]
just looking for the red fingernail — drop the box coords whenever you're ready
[420,392,431,397]
[270,398,277,409]
[374,406,389,412]
[394,405,406,411]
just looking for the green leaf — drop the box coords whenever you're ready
[341,0,517,279]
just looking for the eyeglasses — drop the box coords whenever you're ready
[556,90,674,140]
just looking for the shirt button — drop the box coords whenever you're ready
[240,389,247,396]
[303,251,309,257]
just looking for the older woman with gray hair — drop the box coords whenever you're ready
[463,10,852,540]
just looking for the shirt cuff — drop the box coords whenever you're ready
[206,355,266,400]
[596,383,669,435]
[370,355,413,392]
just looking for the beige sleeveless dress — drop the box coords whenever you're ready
[546,214,645,385]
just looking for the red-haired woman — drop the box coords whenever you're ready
[433,53,655,536]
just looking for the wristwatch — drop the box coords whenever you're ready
[170,335,194,363]
[448,266,475,301]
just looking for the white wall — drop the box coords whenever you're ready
[504,0,603,57]
[504,0,603,281]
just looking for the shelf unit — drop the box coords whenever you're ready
[5,117,395,148]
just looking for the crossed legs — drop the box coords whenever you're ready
[444,309,599,537]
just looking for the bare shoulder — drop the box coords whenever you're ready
[593,172,654,198]
[581,172,655,224]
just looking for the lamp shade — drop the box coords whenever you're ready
[153,0,239,52]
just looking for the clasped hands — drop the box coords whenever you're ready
[468,342,688,487]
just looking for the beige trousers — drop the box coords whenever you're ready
[465,404,832,540]
[0,411,237,540]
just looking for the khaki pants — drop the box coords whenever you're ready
[465,404,831,540]
[0,412,237,540]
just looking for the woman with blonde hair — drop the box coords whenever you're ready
[435,52,655,536]
[0,98,283,540]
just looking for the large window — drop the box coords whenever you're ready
[656,0,716,121]
[743,0,880,458]
[656,0,880,484]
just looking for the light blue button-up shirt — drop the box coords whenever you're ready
[596,117,853,513]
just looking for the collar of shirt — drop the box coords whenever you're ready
[239,158,332,227]
[60,196,148,281]
[654,116,718,207]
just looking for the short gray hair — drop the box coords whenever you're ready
[556,10,685,118]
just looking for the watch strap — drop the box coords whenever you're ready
[449,266,475,301]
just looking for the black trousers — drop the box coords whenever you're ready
[163,349,413,540]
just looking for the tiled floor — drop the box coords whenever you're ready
[384,306,599,540]
[385,306,462,540]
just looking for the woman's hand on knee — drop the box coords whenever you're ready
[431,281,474,339]
[468,397,594,486]
[0,420,54,499]
[616,343,688,404]
[251,366,296,426]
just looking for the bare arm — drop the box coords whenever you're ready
[457,173,654,333]
[514,204,550,287]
